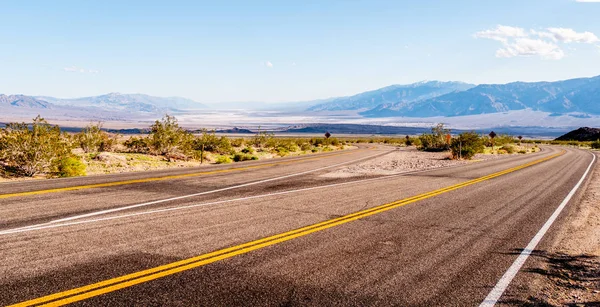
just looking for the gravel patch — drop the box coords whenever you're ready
[321,146,502,178]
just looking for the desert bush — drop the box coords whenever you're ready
[493,134,515,146]
[252,129,274,148]
[501,144,515,154]
[450,132,485,160]
[56,156,86,177]
[230,138,245,147]
[419,123,450,152]
[300,143,312,151]
[124,136,150,153]
[148,115,191,156]
[194,130,233,155]
[215,155,232,164]
[591,140,600,149]
[518,150,527,154]
[0,116,72,176]
[233,153,258,162]
[241,147,255,154]
[76,123,116,153]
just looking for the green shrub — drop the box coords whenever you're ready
[518,150,527,154]
[501,145,515,154]
[311,148,319,153]
[419,123,451,152]
[230,138,245,147]
[76,123,116,153]
[233,153,258,162]
[275,146,289,157]
[148,115,192,156]
[300,143,312,151]
[57,157,86,177]
[124,136,150,153]
[215,155,232,164]
[592,140,600,149]
[241,146,255,154]
[450,132,485,160]
[323,146,334,152]
[0,116,72,176]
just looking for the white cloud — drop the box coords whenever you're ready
[63,66,100,73]
[536,27,599,43]
[291,62,297,66]
[474,25,527,43]
[264,61,273,68]
[476,25,600,60]
[496,38,565,60]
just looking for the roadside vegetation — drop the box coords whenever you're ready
[0,115,348,179]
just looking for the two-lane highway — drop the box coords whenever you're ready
[0,146,595,306]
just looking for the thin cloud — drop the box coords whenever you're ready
[575,0,600,2]
[63,66,100,73]
[536,28,599,43]
[264,61,273,68]
[475,25,599,60]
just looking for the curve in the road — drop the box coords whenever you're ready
[7,151,565,307]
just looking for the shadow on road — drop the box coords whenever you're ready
[500,249,600,306]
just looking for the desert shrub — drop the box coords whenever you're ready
[241,147,255,154]
[215,155,232,164]
[518,150,527,154]
[56,156,86,177]
[124,136,150,153]
[148,115,191,155]
[252,129,274,148]
[310,138,325,146]
[233,153,258,162]
[230,138,245,147]
[419,123,450,152]
[501,144,515,154]
[591,140,600,149]
[493,134,515,146]
[275,147,289,156]
[311,148,319,153]
[450,132,485,160]
[0,116,72,176]
[76,123,117,153]
[323,146,334,152]
[300,143,312,151]
[193,130,233,155]
[276,139,299,152]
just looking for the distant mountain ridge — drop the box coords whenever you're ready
[360,75,600,117]
[308,81,475,111]
[37,93,208,112]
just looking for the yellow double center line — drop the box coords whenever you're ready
[9,151,564,307]
[0,151,353,200]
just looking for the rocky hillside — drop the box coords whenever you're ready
[555,127,600,141]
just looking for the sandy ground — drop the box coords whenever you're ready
[321,146,503,178]
[516,151,600,306]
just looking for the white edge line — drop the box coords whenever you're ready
[0,150,389,233]
[479,151,597,306]
[0,155,480,236]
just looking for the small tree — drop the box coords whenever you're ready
[148,115,191,156]
[419,123,450,151]
[0,116,72,176]
[76,122,116,153]
[450,132,485,160]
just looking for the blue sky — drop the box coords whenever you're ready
[1,0,599,103]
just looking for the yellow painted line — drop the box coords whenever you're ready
[0,151,353,200]
[9,151,564,307]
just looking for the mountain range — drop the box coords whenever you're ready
[356,76,600,117]
[2,75,599,123]
[0,93,208,118]
[307,81,475,111]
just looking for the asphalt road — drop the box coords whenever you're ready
[0,145,596,306]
